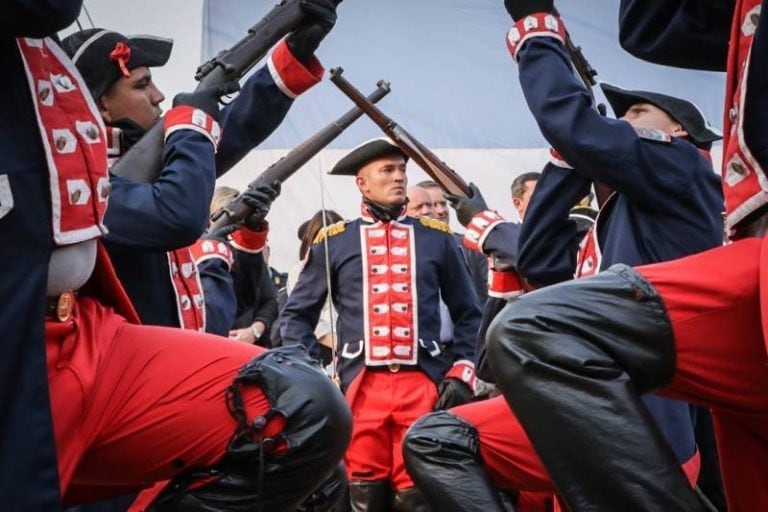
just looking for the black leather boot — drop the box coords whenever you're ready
[487,265,704,511]
[348,480,391,512]
[403,411,508,511]
[391,487,430,512]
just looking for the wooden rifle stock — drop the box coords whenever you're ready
[209,81,391,232]
[329,68,471,197]
[552,7,598,101]
[110,0,305,183]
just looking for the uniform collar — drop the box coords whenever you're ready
[360,199,407,223]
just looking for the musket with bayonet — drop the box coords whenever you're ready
[330,68,471,197]
[209,81,391,232]
[110,0,306,183]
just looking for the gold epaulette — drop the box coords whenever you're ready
[313,220,347,244]
[419,216,452,235]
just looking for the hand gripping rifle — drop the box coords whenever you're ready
[110,0,306,183]
[209,81,391,232]
[330,68,471,197]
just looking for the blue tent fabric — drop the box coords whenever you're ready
[202,0,725,150]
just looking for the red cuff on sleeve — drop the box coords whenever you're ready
[189,239,235,271]
[462,210,505,254]
[164,105,221,148]
[488,268,525,299]
[268,39,324,98]
[506,13,566,61]
[229,221,269,253]
[446,361,476,392]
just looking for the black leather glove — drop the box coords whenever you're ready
[445,182,489,227]
[204,222,239,242]
[503,0,554,21]
[241,181,281,229]
[433,378,473,411]
[172,81,240,122]
[287,0,340,64]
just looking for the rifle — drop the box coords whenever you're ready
[110,0,305,183]
[209,81,391,232]
[329,68,471,197]
[551,7,599,105]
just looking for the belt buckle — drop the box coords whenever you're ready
[55,290,75,322]
[388,363,400,373]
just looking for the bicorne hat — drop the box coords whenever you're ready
[600,83,721,147]
[329,138,409,176]
[61,28,173,99]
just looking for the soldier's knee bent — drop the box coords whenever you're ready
[150,346,352,511]
[403,410,481,474]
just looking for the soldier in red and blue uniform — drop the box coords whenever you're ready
[9,3,352,510]
[280,138,482,511]
[479,1,768,510]
[1,3,86,508]
[60,21,325,336]
[403,4,725,509]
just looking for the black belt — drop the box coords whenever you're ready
[46,290,76,322]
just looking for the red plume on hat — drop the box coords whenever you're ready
[109,42,132,79]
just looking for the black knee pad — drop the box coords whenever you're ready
[150,345,352,511]
[486,265,676,392]
[403,410,480,472]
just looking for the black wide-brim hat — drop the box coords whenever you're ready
[61,28,173,99]
[600,83,722,147]
[329,138,409,176]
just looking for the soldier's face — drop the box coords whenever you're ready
[512,179,537,221]
[406,186,435,217]
[424,186,449,223]
[621,103,688,138]
[98,66,165,131]
[356,156,408,207]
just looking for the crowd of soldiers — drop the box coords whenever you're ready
[3,0,766,511]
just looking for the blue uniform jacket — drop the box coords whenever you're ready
[104,64,295,334]
[280,216,482,390]
[512,36,726,465]
[1,3,84,507]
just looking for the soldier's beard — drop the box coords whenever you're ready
[362,196,407,222]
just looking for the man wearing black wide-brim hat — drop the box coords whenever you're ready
[281,137,482,510]
[400,4,727,512]
[39,3,354,511]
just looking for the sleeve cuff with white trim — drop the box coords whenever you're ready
[164,106,221,149]
[267,38,324,99]
[488,268,525,299]
[445,360,477,392]
[229,221,269,253]
[506,13,567,61]
[463,210,506,254]
[190,239,235,271]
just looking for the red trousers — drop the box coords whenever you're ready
[46,297,282,505]
[636,237,768,510]
[345,369,437,490]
